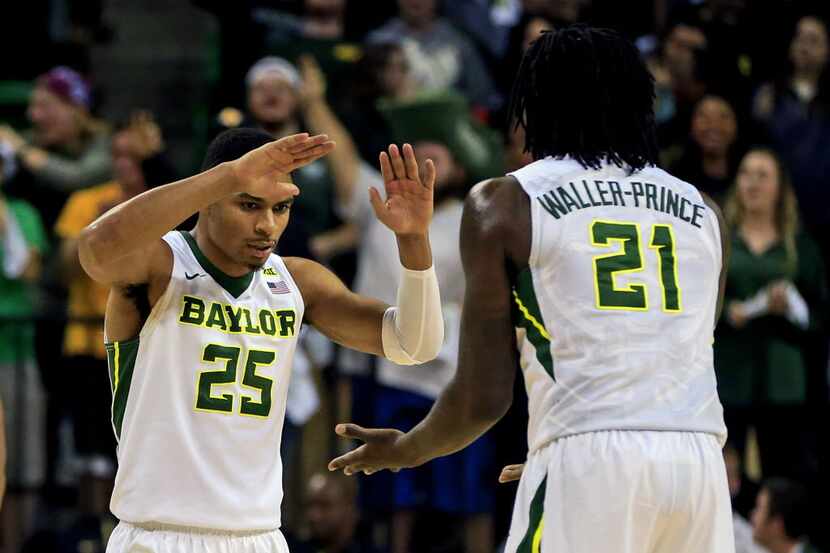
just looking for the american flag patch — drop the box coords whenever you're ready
[267,281,290,294]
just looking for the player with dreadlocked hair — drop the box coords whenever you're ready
[329,24,733,553]
[510,25,660,171]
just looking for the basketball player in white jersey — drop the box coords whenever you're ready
[78,129,445,552]
[329,25,735,553]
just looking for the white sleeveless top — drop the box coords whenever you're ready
[106,231,304,531]
[508,157,727,453]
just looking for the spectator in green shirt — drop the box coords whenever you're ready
[715,147,827,482]
[0,145,48,553]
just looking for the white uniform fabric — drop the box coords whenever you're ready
[338,163,463,398]
[504,431,735,553]
[107,231,304,531]
[508,157,727,451]
[107,521,290,553]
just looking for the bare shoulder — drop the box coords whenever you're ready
[463,176,531,268]
[283,256,347,302]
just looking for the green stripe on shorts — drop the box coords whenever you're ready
[517,475,547,553]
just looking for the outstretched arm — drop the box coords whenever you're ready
[291,143,443,364]
[329,177,524,474]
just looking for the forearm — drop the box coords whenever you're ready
[21,145,112,192]
[402,381,503,466]
[303,100,360,205]
[80,163,236,267]
[381,234,443,365]
[396,233,432,270]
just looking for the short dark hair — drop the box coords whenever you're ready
[202,127,275,171]
[764,478,810,540]
[509,25,659,171]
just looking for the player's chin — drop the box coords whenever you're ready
[245,257,269,272]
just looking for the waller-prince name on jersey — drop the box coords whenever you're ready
[536,178,708,228]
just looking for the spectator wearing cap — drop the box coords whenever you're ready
[751,478,824,553]
[366,0,501,112]
[0,142,48,553]
[0,66,111,233]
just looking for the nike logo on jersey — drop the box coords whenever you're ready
[185,272,205,280]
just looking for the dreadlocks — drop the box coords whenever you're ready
[510,25,659,172]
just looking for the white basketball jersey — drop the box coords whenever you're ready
[105,231,304,531]
[508,157,727,453]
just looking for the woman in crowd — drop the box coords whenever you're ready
[0,66,111,232]
[715,147,827,482]
[753,14,830,267]
[666,93,743,205]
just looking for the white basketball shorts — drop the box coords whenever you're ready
[504,430,735,553]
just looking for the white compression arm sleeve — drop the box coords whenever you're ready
[381,265,444,365]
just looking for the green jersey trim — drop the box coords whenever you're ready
[517,475,547,553]
[106,337,140,440]
[512,268,555,380]
[179,231,254,298]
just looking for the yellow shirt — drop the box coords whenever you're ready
[55,182,123,359]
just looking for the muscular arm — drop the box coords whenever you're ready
[287,229,439,359]
[78,163,234,287]
[702,193,729,322]
[329,177,528,472]
[398,178,523,463]
[287,256,387,355]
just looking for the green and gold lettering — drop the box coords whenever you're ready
[179,296,205,325]
[206,302,228,331]
[276,310,297,337]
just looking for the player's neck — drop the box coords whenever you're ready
[191,226,252,278]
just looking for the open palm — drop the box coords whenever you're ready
[371,144,435,236]
[232,133,335,191]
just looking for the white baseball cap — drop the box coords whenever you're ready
[245,56,301,90]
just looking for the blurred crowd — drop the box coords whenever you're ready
[0,1,829,552]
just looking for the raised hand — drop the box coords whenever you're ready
[230,133,335,191]
[371,143,435,237]
[328,423,413,476]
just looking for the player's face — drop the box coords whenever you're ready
[736,151,780,217]
[206,178,299,273]
[247,75,299,127]
[750,489,775,546]
[790,17,828,72]
[27,87,81,147]
[691,96,737,156]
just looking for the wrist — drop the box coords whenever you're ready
[220,160,246,195]
[397,432,427,468]
[396,232,432,271]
